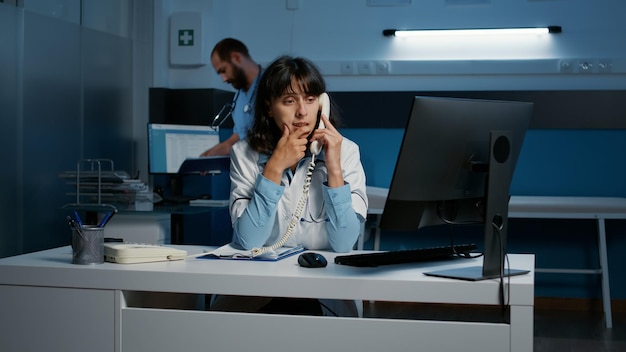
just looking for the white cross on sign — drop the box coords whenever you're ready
[178,30,194,46]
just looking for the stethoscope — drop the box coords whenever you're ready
[210,67,261,129]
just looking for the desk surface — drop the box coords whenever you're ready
[0,246,535,352]
[0,246,534,306]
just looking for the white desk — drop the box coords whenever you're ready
[0,246,534,352]
[362,189,626,329]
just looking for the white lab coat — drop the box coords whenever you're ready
[229,138,368,252]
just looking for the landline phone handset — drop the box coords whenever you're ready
[308,93,328,155]
[251,93,330,257]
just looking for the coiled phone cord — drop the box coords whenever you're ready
[251,156,316,257]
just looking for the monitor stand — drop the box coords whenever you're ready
[426,131,531,282]
[424,266,530,281]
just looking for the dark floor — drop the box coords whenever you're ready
[534,305,626,352]
[363,299,626,352]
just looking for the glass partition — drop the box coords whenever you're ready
[0,4,20,257]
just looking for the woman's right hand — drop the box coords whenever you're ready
[263,124,309,184]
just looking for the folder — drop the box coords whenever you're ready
[177,156,230,175]
[198,243,304,261]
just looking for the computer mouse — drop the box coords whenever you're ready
[298,252,327,268]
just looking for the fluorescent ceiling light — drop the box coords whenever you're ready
[383,26,562,37]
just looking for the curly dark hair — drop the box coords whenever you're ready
[247,55,340,154]
[211,38,251,62]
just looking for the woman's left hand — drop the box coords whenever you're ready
[310,114,344,188]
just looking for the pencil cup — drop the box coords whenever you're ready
[72,226,104,265]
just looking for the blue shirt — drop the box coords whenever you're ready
[231,72,261,140]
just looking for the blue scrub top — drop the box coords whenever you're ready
[232,71,261,140]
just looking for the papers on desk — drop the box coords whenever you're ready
[60,168,158,206]
[198,243,304,261]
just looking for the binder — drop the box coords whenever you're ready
[177,156,230,175]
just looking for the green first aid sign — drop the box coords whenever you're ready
[178,29,194,46]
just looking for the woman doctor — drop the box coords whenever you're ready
[229,55,368,254]
[210,56,367,316]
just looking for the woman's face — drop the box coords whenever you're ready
[267,79,320,136]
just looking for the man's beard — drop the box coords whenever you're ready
[229,65,248,91]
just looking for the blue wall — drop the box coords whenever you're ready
[343,128,626,197]
[513,129,626,197]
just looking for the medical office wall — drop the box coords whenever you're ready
[155,0,626,194]
[159,0,626,92]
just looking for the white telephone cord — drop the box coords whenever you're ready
[251,155,316,257]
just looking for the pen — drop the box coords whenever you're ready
[67,216,80,231]
[67,216,86,243]
[73,210,83,228]
[98,212,114,228]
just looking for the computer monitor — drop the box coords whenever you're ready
[380,96,533,281]
[147,123,219,174]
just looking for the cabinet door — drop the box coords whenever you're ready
[0,285,115,352]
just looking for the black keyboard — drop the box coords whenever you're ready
[334,244,477,267]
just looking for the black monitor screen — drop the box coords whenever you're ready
[380,96,533,280]
[381,96,532,230]
[147,123,219,174]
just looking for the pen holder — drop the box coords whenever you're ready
[72,226,104,265]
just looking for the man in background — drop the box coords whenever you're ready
[201,38,262,156]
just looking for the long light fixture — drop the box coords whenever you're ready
[383,26,561,37]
